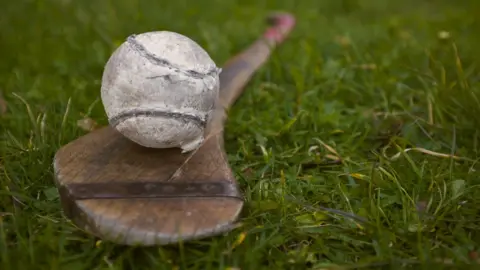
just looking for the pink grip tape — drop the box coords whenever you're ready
[263,13,296,44]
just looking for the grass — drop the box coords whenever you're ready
[1,0,480,269]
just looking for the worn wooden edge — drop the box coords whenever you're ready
[52,149,244,246]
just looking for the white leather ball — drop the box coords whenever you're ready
[100,31,221,153]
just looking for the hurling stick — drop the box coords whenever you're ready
[53,12,296,246]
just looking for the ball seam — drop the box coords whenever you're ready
[127,34,220,80]
[108,109,207,129]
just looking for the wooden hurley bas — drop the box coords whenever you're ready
[53,12,296,246]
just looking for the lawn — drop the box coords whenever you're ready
[1,0,480,269]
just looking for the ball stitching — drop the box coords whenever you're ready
[126,34,220,80]
[108,109,207,128]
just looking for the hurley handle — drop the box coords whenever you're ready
[207,12,296,134]
[217,12,296,109]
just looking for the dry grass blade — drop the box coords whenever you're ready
[76,116,98,132]
[385,146,474,162]
[314,138,340,157]
[311,138,343,164]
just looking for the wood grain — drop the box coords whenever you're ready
[53,12,295,246]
